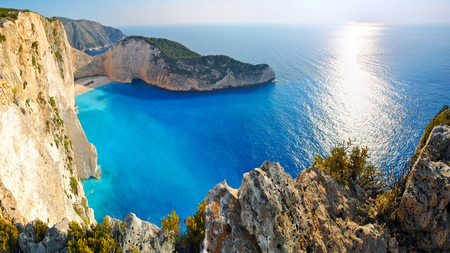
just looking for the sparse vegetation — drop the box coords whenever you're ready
[0,217,19,252]
[23,81,27,89]
[32,41,39,53]
[314,140,383,197]
[67,218,121,253]
[412,105,450,163]
[11,87,17,98]
[0,8,29,21]
[0,34,5,43]
[70,177,78,195]
[33,219,48,243]
[49,96,56,107]
[81,197,89,213]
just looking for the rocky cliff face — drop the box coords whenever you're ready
[202,161,391,253]
[0,11,97,226]
[57,17,126,52]
[74,37,276,91]
[398,123,450,250]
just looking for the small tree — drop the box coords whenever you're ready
[178,200,206,252]
[33,219,48,243]
[0,217,19,252]
[161,210,181,235]
[314,140,382,197]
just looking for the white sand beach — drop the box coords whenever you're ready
[74,76,113,96]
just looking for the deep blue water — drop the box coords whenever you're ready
[77,24,450,226]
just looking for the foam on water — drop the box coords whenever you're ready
[78,24,450,225]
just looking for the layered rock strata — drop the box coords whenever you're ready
[0,11,96,225]
[74,37,276,91]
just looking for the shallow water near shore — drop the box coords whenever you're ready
[77,24,450,226]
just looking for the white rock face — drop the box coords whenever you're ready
[74,37,276,91]
[0,11,96,225]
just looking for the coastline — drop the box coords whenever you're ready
[74,76,113,96]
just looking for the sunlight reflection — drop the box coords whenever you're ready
[321,23,399,162]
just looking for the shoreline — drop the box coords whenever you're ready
[74,76,113,96]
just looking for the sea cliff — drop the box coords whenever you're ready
[0,10,96,226]
[74,36,276,91]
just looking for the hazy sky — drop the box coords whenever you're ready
[3,0,450,26]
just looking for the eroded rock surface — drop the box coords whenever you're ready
[398,123,450,250]
[202,161,389,253]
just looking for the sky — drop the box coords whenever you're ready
[2,0,450,26]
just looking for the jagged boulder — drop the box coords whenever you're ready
[202,161,389,253]
[398,123,450,250]
[107,213,173,253]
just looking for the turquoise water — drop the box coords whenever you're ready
[78,24,450,225]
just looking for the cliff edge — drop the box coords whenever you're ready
[74,36,276,91]
[0,10,97,226]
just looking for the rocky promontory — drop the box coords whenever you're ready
[74,36,276,91]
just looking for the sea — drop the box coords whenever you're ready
[76,24,450,226]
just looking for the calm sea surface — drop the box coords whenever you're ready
[77,24,450,225]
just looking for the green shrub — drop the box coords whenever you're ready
[64,140,70,152]
[172,200,206,252]
[32,55,36,66]
[81,197,89,213]
[161,210,181,235]
[70,177,78,195]
[11,87,17,98]
[49,96,56,107]
[314,140,382,197]
[67,218,121,253]
[0,217,19,252]
[23,81,27,89]
[0,34,5,43]
[33,219,48,243]
[32,41,38,53]
[25,98,31,106]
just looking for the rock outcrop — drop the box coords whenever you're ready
[107,213,173,253]
[74,36,276,91]
[19,218,71,253]
[57,17,126,52]
[202,161,390,253]
[398,123,450,250]
[0,10,96,225]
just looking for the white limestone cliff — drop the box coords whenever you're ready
[0,11,97,226]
